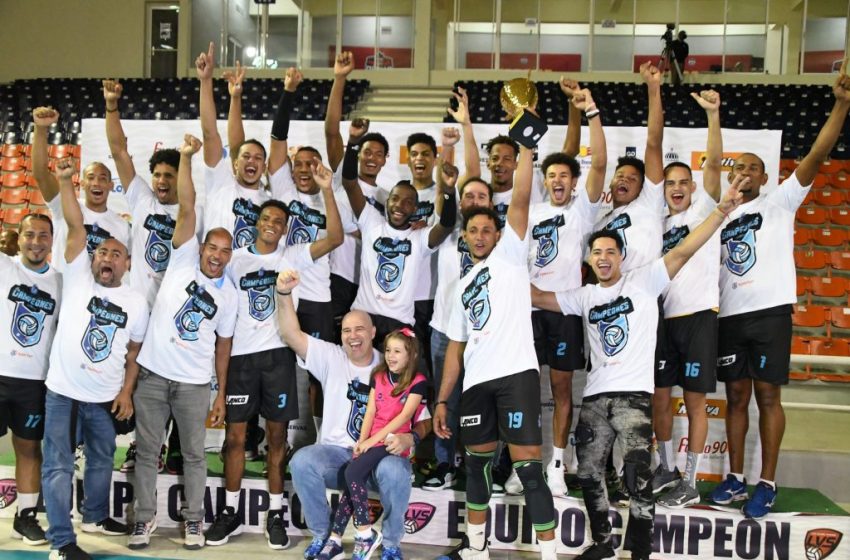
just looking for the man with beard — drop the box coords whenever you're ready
[42,158,149,560]
[0,213,60,547]
[32,108,130,272]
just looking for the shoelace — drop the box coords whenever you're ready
[133,522,149,536]
[186,521,202,535]
[353,536,372,556]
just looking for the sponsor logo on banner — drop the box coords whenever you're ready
[690,151,745,171]
[665,149,681,162]
[625,146,637,157]
[0,479,17,509]
[673,398,726,419]
[404,502,436,533]
[805,528,843,560]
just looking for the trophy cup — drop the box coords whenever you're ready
[501,75,548,148]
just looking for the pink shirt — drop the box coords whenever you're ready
[370,371,428,457]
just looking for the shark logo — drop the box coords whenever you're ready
[173,281,218,342]
[239,268,278,321]
[232,198,261,249]
[604,213,632,259]
[81,297,128,363]
[721,213,762,277]
[457,237,473,278]
[346,380,371,440]
[8,284,56,347]
[143,213,175,273]
[285,201,326,246]
[532,214,565,268]
[462,267,492,331]
[662,224,689,255]
[84,223,115,255]
[373,237,412,293]
[588,296,635,357]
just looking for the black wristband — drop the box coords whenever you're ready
[435,400,449,407]
[276,290,292,296]
[342,143,360,181]
[439,191,457,228]
[271,89,293,141]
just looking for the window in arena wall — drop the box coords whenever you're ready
[802,0,849,73]
[591,0,637,71]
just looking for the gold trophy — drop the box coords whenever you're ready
[501,74,547,148]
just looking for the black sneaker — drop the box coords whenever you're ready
[205,506,243,546]
[575,541,615,560]
[80,517,128,536]
[423,463,456,491]
[48,543,92,560]
[120,442,137,473]
[11,507,47,545]
[166,448,184,475]
[265,509,290,550]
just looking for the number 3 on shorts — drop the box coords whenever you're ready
[277,393,287,409]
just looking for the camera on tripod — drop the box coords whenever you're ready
[661,23,675,46]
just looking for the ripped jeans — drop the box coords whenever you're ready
[574,392,654,557]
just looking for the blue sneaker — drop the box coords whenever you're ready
[742,482,777,519]
[710,474,748,505]
[352,529,383,560]
[317,538,344,560]
[304,536,326,560]
[381,545,404,560]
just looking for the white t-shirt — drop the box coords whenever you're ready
[45,250,149,402]
[0,255,61,381]
[430,227,473,334]
[446,225,539,392]
[594,180,665,273]
[47,196,131,272]
[202,158,291,249]
[719,172,810,318]
[137,237,238,384]
[662,190,720,318]
[528,188,599,295]
[352,204,434,326]
[410,185,439,302]
[227,243,313,357]
[556,259,670,398]
[125,176,179,308]
[329,178,389,285]
[489,176,547,230]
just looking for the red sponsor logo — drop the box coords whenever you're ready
[805,528,843,560]
[0,478,17,509]
[404,502,436,534]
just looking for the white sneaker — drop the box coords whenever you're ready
[504,469,524,495]
[546,464,568,497]
[128,518,157,550]
[184,519,205,550]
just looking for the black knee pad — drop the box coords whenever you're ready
[464,449,494,511]
[514,460,555,532]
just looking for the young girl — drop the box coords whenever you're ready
[318,328,428,560]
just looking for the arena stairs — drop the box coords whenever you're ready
[351,87,450,123]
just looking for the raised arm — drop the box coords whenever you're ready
[55,158,86,263]
[571,88,607,203]
[31,107,60,202]
[275,270,310,360]
[224,62,246,157]
[172,134,202,248]
[325,51,355,171]
[268,67,302,175]
[436,127,460,213]
[795,72,850,187]
[641,62,664,184]
[559,77,582,157]
[308,159,344,260]
[340,119,370,218]
[507,143,534,238]
[691,89,722,201]
[197,42,223,168]
[664,175,747,279]
[103,80,137,189]
[427,161,459,249]
[447,87,481,178]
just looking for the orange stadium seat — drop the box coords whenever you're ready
[812,189,844,207]
[796,276,809,297]
[1,172,27,187]
[829,306,850,330]
[790,335,810,354]
[1,144,23,158]
[796,206,828,225]
[28,204,50,216]
[809,276,847,298]
[811,175,830,189]
[795,249,829,270]
[831,251,850,271]
[819,160,843,174]
[26,188,45,206]
[0,207,28,226]
[0,157,25,172]
[48,144,75,159]
[792,304,827,328]
[809,337,850,357]
[1,188,28,205]
[832,173,850,190]
[830,208,850,226]
[810,227,847,247]
[794,228,811,246]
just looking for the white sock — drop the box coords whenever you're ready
[657,439,673,471]
[683,451,701,487]
[356,527,372,539]
[269,493,284,511]
[539,537,557,560]
[329,534,342,545]
[17,492,38,513]
[313,416,323,438]
[730,472,745,483]
[225,490,240,510]
[466,521,486,551]
[760,479,776,490]
[550,447,564,469]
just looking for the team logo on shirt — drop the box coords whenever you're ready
[588,296,635,357]
[532,214,565,268]
[346,379,371,440]
[173,281,218,342]
[285,201,326,246]
[493,202,509,228]
[84,224,114,255]
[604,213,632,258]
[239,268,278,321]
[662,225,690,255]
[81,297,128,363]
[373,237,412,293]
[462,267,492,331]
[8,284,57,348]
[457,237,473,278]
[721,213,762,277]
[232,198,261,249]
[410,200,434,224]
[143,213,175,273]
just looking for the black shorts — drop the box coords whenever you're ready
[459,369,542,447]
[654,297,666,375]
[226,347,299,423]
[657,309,718,393]
[330,274,358,320]
[532,310,585,372]
[717,305,792,385]
[298,299,335,386]
[0,375,46,440]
